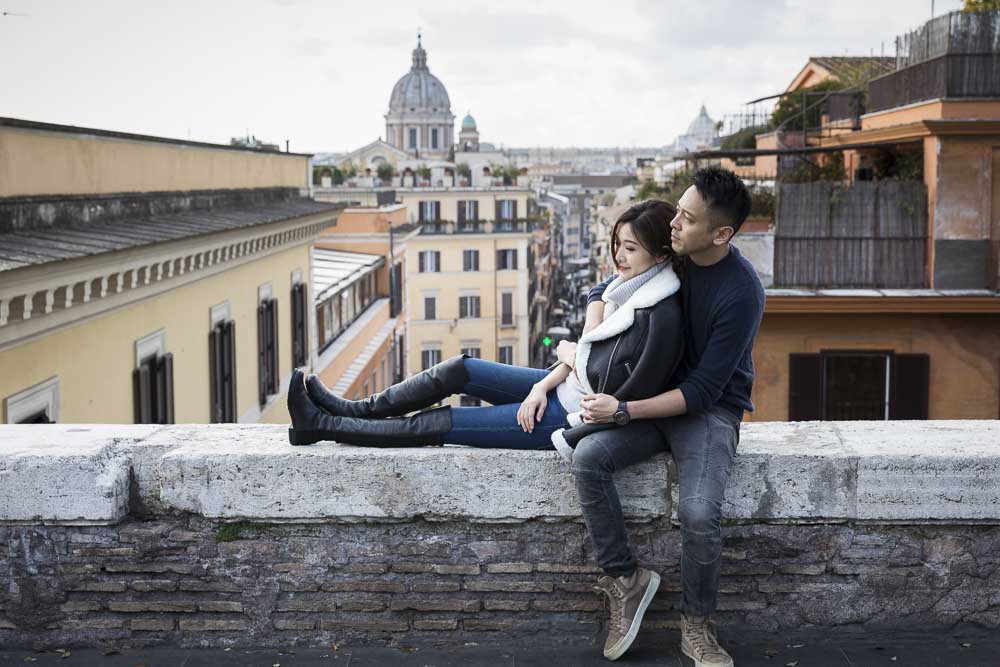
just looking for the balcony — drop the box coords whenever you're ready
[869,10,1000,112]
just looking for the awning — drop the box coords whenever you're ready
[313,248,386,302]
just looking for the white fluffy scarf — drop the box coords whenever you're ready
[572,262,681,396]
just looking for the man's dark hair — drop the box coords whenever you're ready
[693,166,752,235]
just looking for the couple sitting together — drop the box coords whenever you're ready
[287,166,765,667]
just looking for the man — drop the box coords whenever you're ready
[557,166,764,665]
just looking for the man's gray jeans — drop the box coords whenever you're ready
[571,405,740,619]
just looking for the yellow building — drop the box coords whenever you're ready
[0,117,343,425]
[314,185,546,406]
[311,204,420,401]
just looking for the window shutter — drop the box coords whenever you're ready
[495,200,501,221]
[158,352,175,424]
[292,283,307,368]
[458,201,466,223]
[434,251,441,272]
[257,303,267,405]
[890,354,929,420]
[210,326,222,423]
[133,364,152,424]
[512,249,518,270]
[419,251,425,273]
[433,202,440,221]
[472,201,478,220]
[473,296,480,318]
[512,200,518,220]
[473,250,479,271]
[268,298,279,395]
[788,354,823,421]
[224,320,237,422]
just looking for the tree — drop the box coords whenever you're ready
[376,163,394,182]
[416,164,432,181]
[456,162,471,180]
[771,80,844,132]
[964,0,1000,10]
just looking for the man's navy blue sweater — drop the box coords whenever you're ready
[588,245,765,420]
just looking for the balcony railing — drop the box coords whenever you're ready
[774,180,927,288]
[870,10,1000,112]
[419,219,545,235]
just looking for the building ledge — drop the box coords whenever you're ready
[1,421,997,525]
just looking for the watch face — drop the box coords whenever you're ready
[614,411,629,425]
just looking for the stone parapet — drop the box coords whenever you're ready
[1,421,999,647]
[2,421,997,524]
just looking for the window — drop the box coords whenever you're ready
[210,305,237,423]
[291,281,308,368]
[371,370,377,394]
[418,250,441,272]
[363,379,369,397]
[409,128,417,148]
[458,200,479,222]
[431,128,439,149]
[421,348,442,371]
[499,345,514,365]
[496,199,517,221]
[459,295,481,319]
[463,249,479,272]
[4,376,59,424]
[497,249,518,270]
[257,296,279,406]
[418,201,441,222]
[460,395,482,406]
[788,351,929,421]
[133,330,174,425]
[461,346,481,359]
[500,292,514,326]
[424,296,437,320]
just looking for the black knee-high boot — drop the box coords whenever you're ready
[305,354,469,418]
[287,368,453,447]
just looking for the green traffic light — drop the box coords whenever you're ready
[542,336,552,347]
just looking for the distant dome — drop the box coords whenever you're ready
[388,37,451,113]
[462,113,476,129]
[686,105,717,140]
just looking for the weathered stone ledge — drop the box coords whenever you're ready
[1,421,998,525]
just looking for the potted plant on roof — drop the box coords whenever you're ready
[417,164,432,186]
[376,162,395,186]
[457,162,471,187]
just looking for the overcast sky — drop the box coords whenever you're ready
[0,0,963,153]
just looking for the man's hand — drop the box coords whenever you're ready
[517,385,549,433]
[556,340,577,368]
[580,393,618,423]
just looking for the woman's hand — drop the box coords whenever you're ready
[556,340,577,368]
[580,393,618,424]
[517,385,549,433]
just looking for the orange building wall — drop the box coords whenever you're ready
[748,312,1000,422]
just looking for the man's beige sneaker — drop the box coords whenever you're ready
[680,614,734,667]
[593,567,661,660]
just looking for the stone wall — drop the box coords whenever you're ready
[1,421,998,648]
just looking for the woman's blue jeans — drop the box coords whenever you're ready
[444,358,569,449]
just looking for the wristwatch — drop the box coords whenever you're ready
[613,400,631,426]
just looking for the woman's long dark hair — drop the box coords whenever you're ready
[610,199,683,277]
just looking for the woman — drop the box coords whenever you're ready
[286,199,684,455]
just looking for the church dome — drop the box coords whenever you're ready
[388,38,452,113]
[462,113,476,129]
[686,105,717,141]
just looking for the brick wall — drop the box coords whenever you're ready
[3,515,1000,648]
